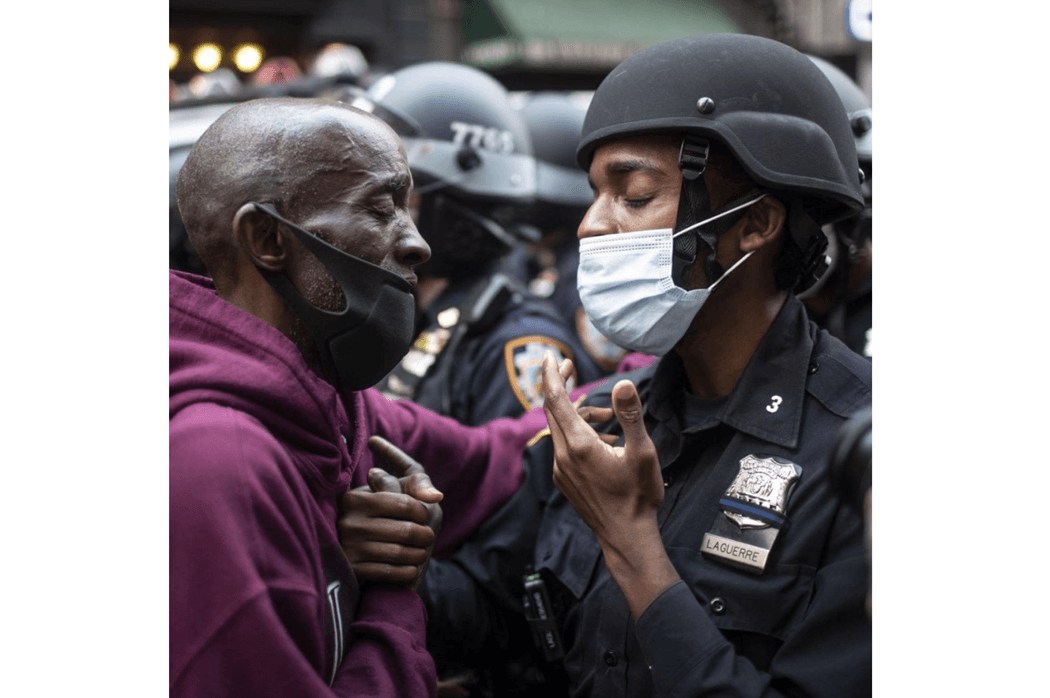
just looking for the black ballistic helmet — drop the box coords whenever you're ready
[578,34,865,291]
[352,62,537,277]
[578,34,864,223]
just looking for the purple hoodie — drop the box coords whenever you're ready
[170,271,541,696]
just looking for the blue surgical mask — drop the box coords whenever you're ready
[577,194,765,356]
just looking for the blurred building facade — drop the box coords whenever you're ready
[170,0,871,99]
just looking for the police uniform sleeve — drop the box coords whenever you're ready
[419,433,559,670]
[632,497,870,698]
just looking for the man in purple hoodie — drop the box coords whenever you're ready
[170,98,543,697]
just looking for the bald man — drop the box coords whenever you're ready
[169,98,545,697]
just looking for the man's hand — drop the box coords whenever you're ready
[338,436,443,590]
[541,352,679,618]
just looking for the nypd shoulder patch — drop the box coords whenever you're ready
[503,336,574,411]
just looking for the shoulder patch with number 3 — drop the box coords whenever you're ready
[504,336,574,411]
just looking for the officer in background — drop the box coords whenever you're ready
[511,92,630,375]
[416,34,872,698]
[352,63,601,425]
[798,56,873,358]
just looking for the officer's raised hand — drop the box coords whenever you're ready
[338,436,443,591]
[541,352,681,619]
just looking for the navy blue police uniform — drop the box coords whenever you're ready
[420,295,872,697]
[378,269,602,426]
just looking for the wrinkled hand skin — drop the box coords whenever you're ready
[541,353,680,619]
[338,436,443,591]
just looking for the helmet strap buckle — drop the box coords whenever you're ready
[678,135,710,180]
[672,137,717,287]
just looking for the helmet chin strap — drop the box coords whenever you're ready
[672,135,761,288]
[673,135,831,293]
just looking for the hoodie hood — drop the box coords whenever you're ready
[170,270,364,496]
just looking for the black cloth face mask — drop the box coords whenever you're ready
[249,202,416,393]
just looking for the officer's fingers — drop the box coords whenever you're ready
[368,467,402,493]
[576,405,614,424]
[542,395,570,467]
[368,435,424,479]
[611,379,655,456]
[559,356,575,382]
[542,353,587,436]
[597,433,620,445]
[402,473,444,504]
[541,351,569,405]
[350,561,423,587]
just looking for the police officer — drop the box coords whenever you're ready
[419,34,872,698]
[352,63,602,425]
[512,91,630,375]
[798,56,873,358]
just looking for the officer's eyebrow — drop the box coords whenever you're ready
[588,157,664,190]
[607,157,662,175]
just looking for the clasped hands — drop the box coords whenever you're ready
[338,435,443,591]
[337,355,676,616]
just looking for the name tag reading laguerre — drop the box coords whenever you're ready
[701,454,802,574]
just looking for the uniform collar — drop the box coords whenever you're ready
[647,296,813,450]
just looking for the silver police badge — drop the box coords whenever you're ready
[702,454,802,574]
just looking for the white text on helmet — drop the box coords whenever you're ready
[450,121,514,154]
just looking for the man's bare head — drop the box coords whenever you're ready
[176,97,424,288]
[175,97,429,361]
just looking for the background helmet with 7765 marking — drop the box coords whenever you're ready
[354,61,538,278]
[577,33,866,292]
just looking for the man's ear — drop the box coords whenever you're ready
[739,196,786,253]
[231,203,289,272]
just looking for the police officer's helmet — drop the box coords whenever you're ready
[578,34,865,291]
[807,56,871,169]
[513,91,593,237]
[807,55,871,250]
[352,61,537,278]
[520,92,592,211]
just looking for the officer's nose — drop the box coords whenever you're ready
[577,197,615,240]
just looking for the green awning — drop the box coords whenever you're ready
[462,0,740,70]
